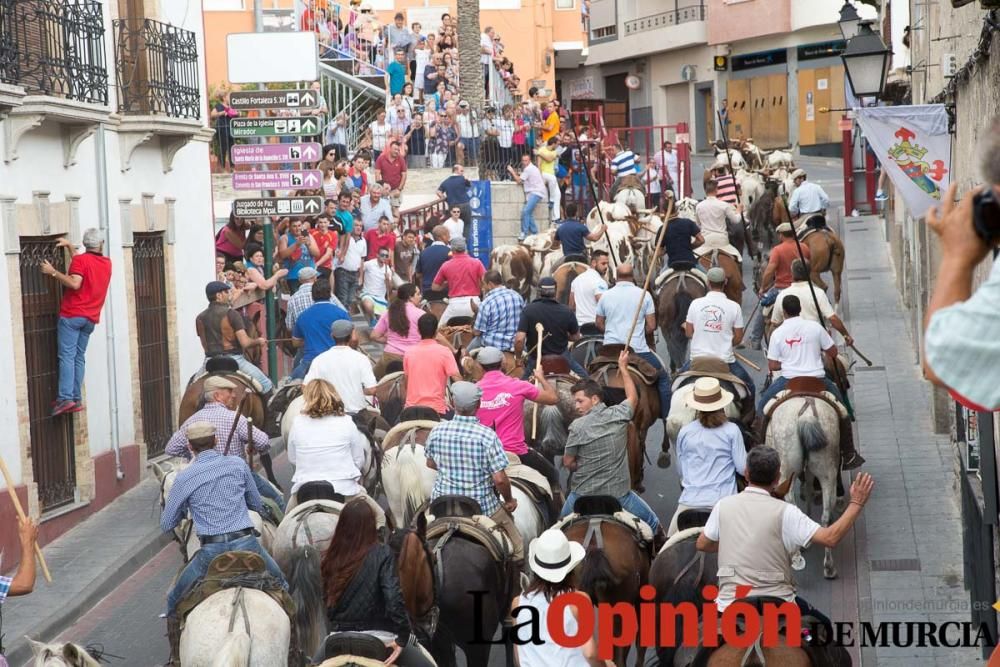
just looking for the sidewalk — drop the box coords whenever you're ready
[841,214,980,666]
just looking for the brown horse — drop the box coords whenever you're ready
[799,221,845,305]
[562,513,651,667]
[179,368,266,428]
[656,272,708,371]
[371,371,407,428]
[698,250,743,304]
[552,260,589,305]
[390,514,438,649]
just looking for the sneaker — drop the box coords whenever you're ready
[517,233,526,242]
[68,402,84,413]
[841,452,866,470]
[875,190,888,201]
[51,400,77,417]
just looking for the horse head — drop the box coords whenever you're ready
[28,640,103,667]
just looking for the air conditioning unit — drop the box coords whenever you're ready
[680,65,697,82]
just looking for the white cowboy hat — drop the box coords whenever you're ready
[791,168,807,180]
[685,377,734,412]
[528,529,586,583]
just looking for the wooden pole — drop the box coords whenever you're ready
[623,198,672,347]
[0,455,52,583]
[735,352,761,372]
[531,322,544,440]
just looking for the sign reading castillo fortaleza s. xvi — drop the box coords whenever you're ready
[228,89,319,110]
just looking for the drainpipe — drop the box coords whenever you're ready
[95,123,124,481]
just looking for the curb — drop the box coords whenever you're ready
[7,528,173,667]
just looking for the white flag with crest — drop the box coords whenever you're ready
[854,104,951,218]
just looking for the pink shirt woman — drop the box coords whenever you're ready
[370,284,424,356]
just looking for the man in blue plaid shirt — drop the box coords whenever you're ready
[424,382,524,566]
[470,271,524,353]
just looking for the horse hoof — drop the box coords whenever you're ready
[657,452,671,468]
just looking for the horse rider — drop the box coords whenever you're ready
[772,259,854,346]
[516,277,589,378]
[196,281,273,395]
[595,264,672,418]
[660,206,706,276]
[432,237,486,327]
[552,202,605,265]
[695,180,743,261]
[569,249,610,337]
[402,312,463,421]
[681,266,755,404]
[697,446,873,640]
[562,350,667,551]
[711,165,740,208]
[759,295,865,470]
[424,381,524,568]
[305,319,379,426]
[161,421,288,665]
[669,377,746,536]
[746,222,810,350]
[788,169,830,230]
[166,375,286,515]
[291,278,351,380]
[609,143,641,197]
[474,346,562,495]
[470,270,524,354]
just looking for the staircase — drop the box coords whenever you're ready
[318,47,387,154]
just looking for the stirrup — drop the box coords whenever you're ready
[841,452,866,470]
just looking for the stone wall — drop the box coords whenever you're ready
[488,182,553,248]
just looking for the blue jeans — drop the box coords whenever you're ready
[521,193,543,237]
[747,287,779,344]
[461,137,479,160]
[334,267,359,310]
[165,534,286,617]
[291,355,312,380]
[560,490,661,532]
[202,355,273,394]
[757,375,842,412]
[57,316,96,402]
[637,351,671,419]
[252,471,286,513]
[679,359,755,406]
[522,350,588,379]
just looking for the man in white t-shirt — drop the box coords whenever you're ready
[480,27,496,96]
[653,140,679,195]
[334,223,366,310]
[359,247,393,327]
[508,153,548,240]
[760,294,864,469]
[569,250,609,336]
[772,260,853,348]
[683,267,754,404]
[697,446,872,631]
[305,319,378,416]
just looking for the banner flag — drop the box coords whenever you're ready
[469,180,493,268]
[854,104,951,218]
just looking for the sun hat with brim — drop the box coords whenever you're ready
[528,529,586,583]
[685,377,734,412]
[204,375,238,392]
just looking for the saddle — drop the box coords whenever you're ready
[762,376,848,420]
[553,495,654,551]
[319,632,391,664]
[540,354,571,376]
[695,240,742,264]
[588,344,660,386]
[425,497,513,566]
[671,356,750,401]
[676,508,712,532]
[654,266,708,291]
[174,551,295,625]
[505,456,553,503]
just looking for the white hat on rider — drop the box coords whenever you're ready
[528,528,586,583]
[686,377,734,413]
[791,169,807,180]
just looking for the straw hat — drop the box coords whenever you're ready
[685,377,734,412]
[528,529,586,583]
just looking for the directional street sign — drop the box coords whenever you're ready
[229,89,318,110]
[231,142,322,165]
[230,116,320,138]
[232,170,323,190]
[233,197,323,218]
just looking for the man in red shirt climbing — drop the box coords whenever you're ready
[40,229,113,416]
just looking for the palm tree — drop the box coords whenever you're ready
[456,0,484,111]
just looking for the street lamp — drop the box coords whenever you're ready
[841,20,891,98]
[838,1,861,41]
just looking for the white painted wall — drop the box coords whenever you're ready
[790,0,877,34]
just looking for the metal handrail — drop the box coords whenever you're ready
[623,2,705,36]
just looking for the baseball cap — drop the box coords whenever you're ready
[476,347,504,365]
[205,281,231,300]
[706,267,726,283]
[331,319,355,339]
[186,420,216,440]
[298,267,319,280]
[204,375,238,392]
[539,277,557,294]
[450,237,467,252]
[450,381,483,410]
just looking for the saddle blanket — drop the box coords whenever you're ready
[505,457,553,501]
[654,267,708,291]
[554,510,654,545]
[763,390,848,419]
[425,513,513,563]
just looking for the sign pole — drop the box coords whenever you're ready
[262,215,278,386]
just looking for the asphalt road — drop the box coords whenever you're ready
[50,155,855,667]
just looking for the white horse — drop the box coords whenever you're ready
[180,587,291,667]
[736,169,765,211]
[664,383,742,447]
[766,396,841,580]
[380,420,439,528]
[281,395,381,496]
[613,185,647,211]
[27,640,101,667]
[766,150,795,169]
[711,148,747,171]
[152,457,277,561]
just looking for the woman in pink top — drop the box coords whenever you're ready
[370,283,423,377]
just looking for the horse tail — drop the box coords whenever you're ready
[287,544,325,656]
[671,286,696,346]
[396,445,429,526]
[578,549,616,603]
[798,410,829,453]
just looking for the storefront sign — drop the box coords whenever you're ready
[731,49,787,71]
[798,40,847,61]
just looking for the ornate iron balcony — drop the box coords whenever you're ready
[113,17,199,119]
[0,0,108,105]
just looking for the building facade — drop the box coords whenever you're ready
[0,0,214,558]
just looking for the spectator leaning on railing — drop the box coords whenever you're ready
[923,116,1000,411]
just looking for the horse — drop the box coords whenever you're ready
[372,370,406,427]
[664,382,744,449]
[656,272,708,370]
[180,587,291,666]
[649,513,717,667]
[697,249,743,305]
[523,373,579,461]
[280,394,383,497]
[613,185,648,211]
[380,420,439,528]
[798,216,846,306]
[766,395,841,580]
[26,640,102,667]
[562,508,651,667]
[551,260,589,306]
[747,180,782,253]
[390,514,438,647]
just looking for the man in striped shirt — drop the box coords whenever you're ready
[711,166,740,207]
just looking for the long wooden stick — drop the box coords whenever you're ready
[624,198,672,347]
[849,343,874,367]
[531,323,544,440]
[0,455,52,583]
[735,352,761,372]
